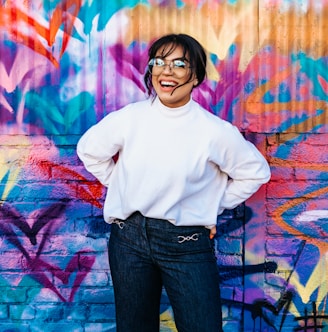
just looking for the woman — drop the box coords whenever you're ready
[77,34,271,332]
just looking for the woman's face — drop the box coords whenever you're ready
[151,45,198,108]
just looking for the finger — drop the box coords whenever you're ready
[209,226,216,239]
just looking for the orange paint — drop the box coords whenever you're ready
[272,186,328,252]
[0,0,82,67]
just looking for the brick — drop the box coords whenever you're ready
[295,168,328,180]
[19,163,52,181]
[20,183,70,200]
[88,304,116,321]
[53,147,80,164]
[75,217,111,236]
[267,180,327,199]
[266,238,302,256]
[288,145,328,163]
[29,323,83,332]
[278,133,325,146]
[217,254,242,267]
[0,184,22,201]
[75,168,99,181]
[26,254,82,272]
[0,253,23,270]
[267,220,293,236]
[221,304,229,320]
[267,133,279,145]
[222,320,241,331]
[91,206,106,218]
[0,288,27,303]
[89,251,109,270]
[0,135,35,146]
[85,323,116,332]
[27,288,61,303]
[217,238,243,255]
[220,286,236,302]
[79,272,109,287]
[0,274,40,289]
[228,306,243,321]
[10,304,36,320]
[0,305,8,319]
[34,304,64,321]
[65,204,94,223]
[51,165,82,180]
[0,323,29,331]
[278,133,306,144]
[63,304,88,321]
[269,165,295,181]
[266,199,299,215]
[45,235,107,254]
[79,288,114,304]
[266,255,294,269]
[265,270,292,288]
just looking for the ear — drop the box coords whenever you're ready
[194,79,199,86]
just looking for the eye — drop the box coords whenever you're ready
[173,59,187,68]
[153,58,165,67]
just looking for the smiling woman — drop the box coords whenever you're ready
[77,33,271,332]
[149,43,197,108]
[144,34,206,108]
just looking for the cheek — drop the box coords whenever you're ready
[181,81,196,92]
[151,75,158,88]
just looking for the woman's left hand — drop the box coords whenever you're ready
[209,226,216,239]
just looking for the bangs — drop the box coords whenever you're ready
[156,42,188,60]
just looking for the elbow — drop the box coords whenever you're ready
[257,164,271,185]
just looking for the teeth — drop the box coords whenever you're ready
[161,81,176,87]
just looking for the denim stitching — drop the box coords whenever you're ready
[177,233,200,243]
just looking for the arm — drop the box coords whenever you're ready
[216,126,271,211]
[77,111,124,187]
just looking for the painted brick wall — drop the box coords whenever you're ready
[0,1,327,331]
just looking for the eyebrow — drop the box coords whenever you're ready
[155,56,189,62]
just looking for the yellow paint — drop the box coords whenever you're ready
[289,253,327,304]
[0,135,30,201]
[160,308,178,332]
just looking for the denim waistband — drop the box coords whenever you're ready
[113,211,208,234]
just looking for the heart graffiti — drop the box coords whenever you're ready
[0,202,96,302]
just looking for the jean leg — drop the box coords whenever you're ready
[108,222,163,332]
[161,257,222,332]
[146,220,223,332]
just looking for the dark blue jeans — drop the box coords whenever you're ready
[108,212,222,332]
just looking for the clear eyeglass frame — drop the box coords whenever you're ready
[148,57,191,77]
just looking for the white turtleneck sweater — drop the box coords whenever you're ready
[77,97,271,228]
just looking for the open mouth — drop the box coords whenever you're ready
[160,80,178,88]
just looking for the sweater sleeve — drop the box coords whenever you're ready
[76,109,126,187]
[214,124,271,211]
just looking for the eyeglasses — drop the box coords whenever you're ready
[148,57,191,77]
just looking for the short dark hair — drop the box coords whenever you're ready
[144,34,207,96]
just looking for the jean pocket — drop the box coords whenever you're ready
[110,219,145,250]
[156,227,213,256]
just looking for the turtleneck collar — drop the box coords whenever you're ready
[153,96,193,118]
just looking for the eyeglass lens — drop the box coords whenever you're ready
[148,58,189,77]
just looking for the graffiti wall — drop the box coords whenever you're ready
[0,0,327,331]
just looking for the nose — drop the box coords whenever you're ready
[162,63,173,74]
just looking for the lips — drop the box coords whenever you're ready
[160,80,178,88]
